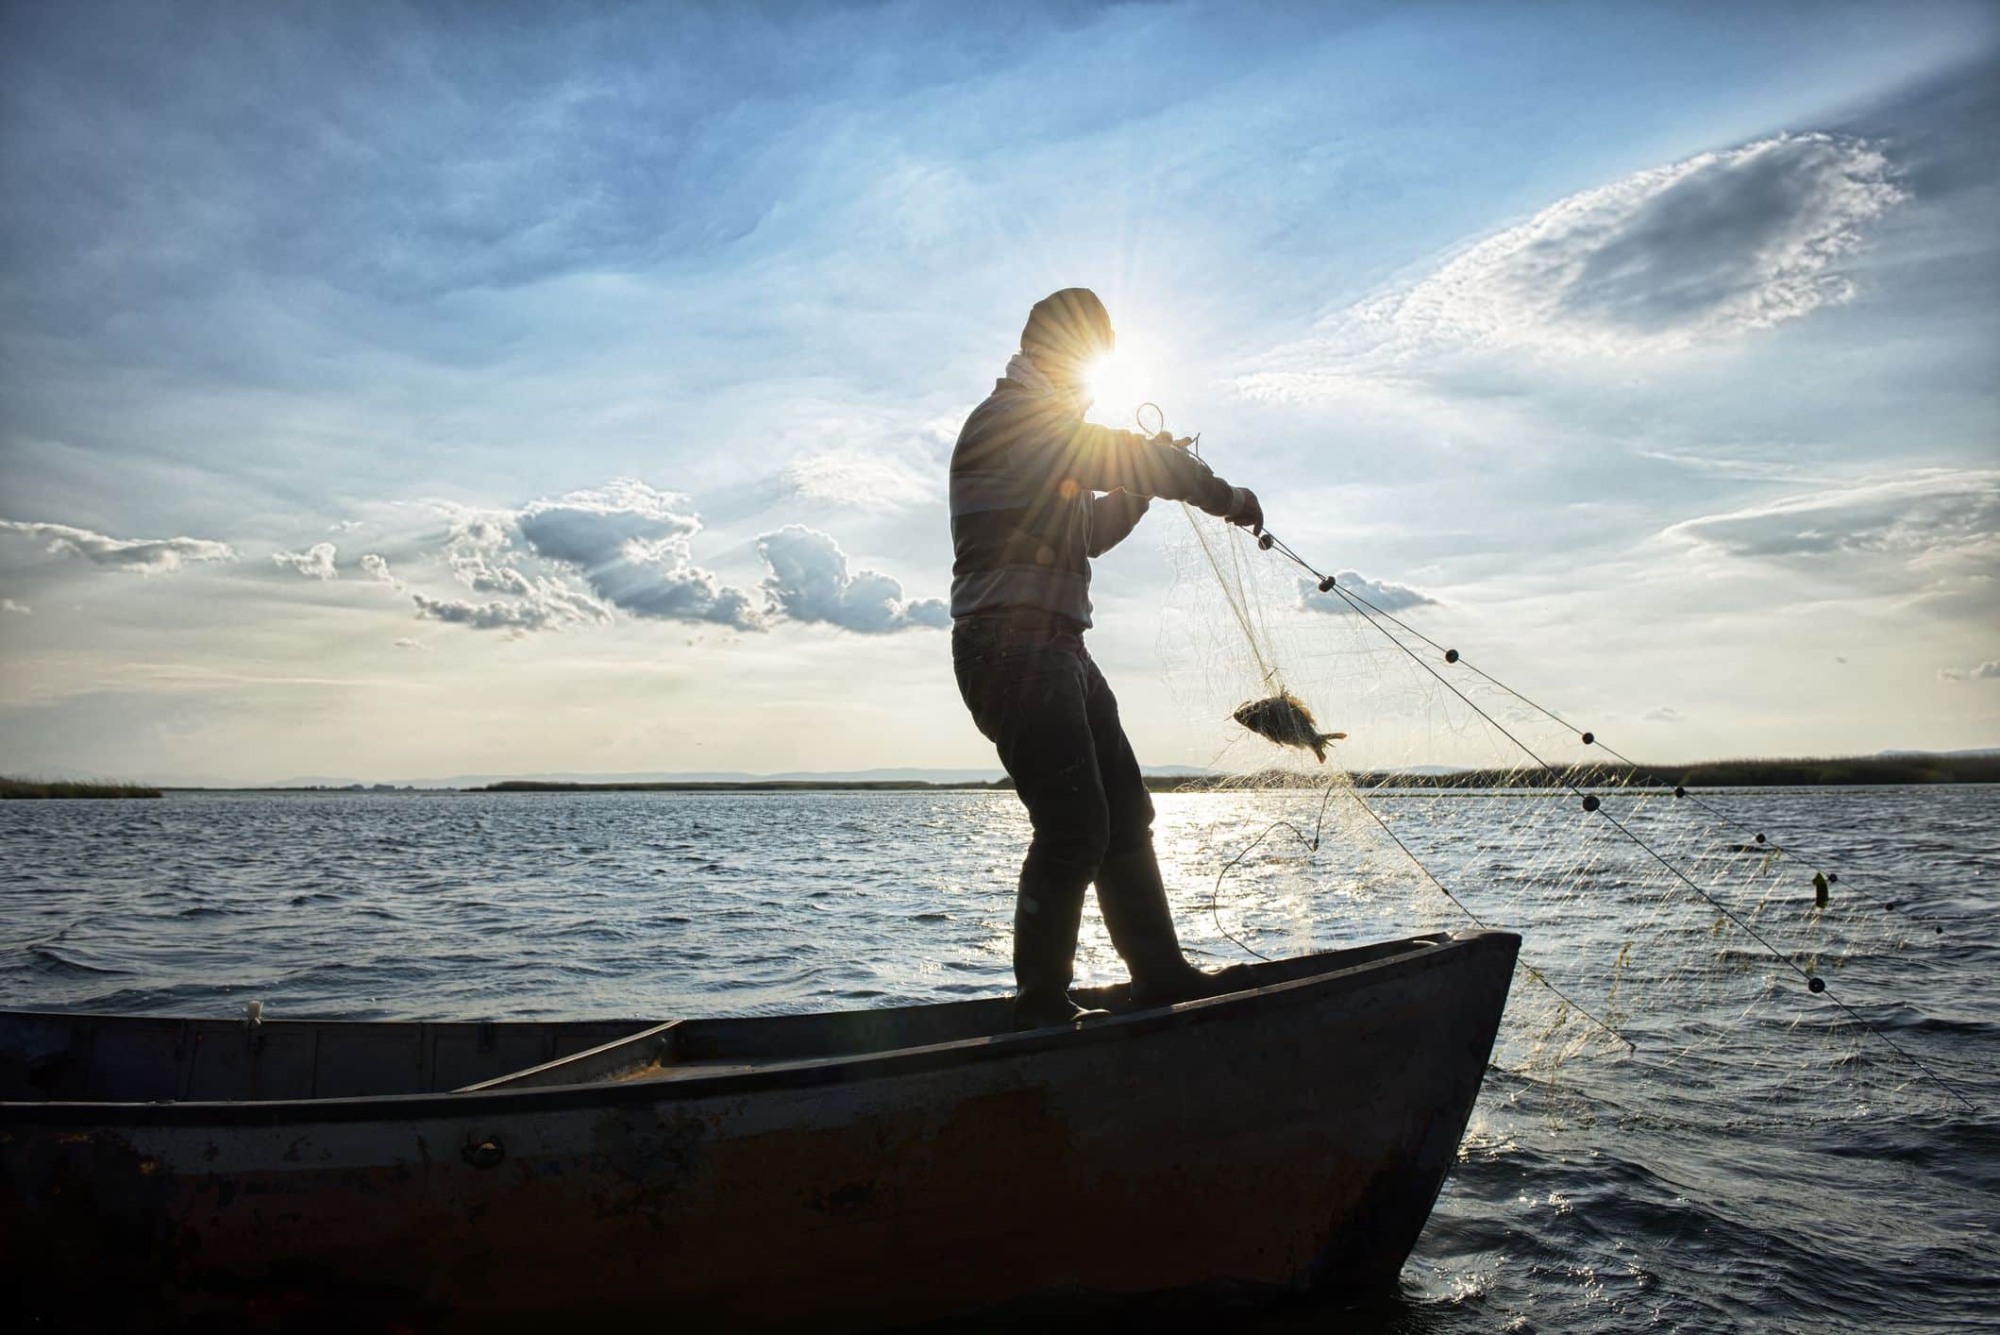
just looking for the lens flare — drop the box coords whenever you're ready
[1085,343,1151,426]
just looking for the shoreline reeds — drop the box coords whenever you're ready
[0,777,163,800]
[482,753,2000,794]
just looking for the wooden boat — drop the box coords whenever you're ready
[0,929,1518,1331]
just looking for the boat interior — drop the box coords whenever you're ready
[1,936,1447,1105]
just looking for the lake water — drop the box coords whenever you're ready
[4,786,1995,1332]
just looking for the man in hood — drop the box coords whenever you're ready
[950,288,1264,1028]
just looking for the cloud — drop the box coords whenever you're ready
[1661,470,2000,626]
[1644,706,1685,723]
[1633,449,1831,484]
[516,483,695,566]
[1297,571,1437,616]
[413,576,610,634]
[1661,470,2000,563]
[407,488,944,636]
[1242,133,1906,397]
[400,513,610,634]
[583,559,760,628]
[393,638,427,651]
[0,520,236,575]
[425,512,579,628]
[272,542,339,580]
[370,485,758,637]
[1940,661,2000,681]
[449,549,535,597]
[757,525,949,633]
[784,447,942,512]
[410,590,598,634]
[443,514,538,597]
[516,481,760,629]
[1,598,28,614]
[348,487,945,639]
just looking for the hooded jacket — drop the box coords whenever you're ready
[948,353,1239,628]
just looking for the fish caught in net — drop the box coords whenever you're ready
[1126,495,1973,1129]
[1232,690,1346,763]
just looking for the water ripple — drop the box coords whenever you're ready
[1,786,1995,1333]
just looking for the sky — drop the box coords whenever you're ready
[1,0,1996,784]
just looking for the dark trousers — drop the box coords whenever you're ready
[953,613,1161,997]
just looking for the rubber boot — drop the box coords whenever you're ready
[1095,846,1255,1008]
[1012,876,1110,1029]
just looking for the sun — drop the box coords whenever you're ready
[1084,338,1154,429]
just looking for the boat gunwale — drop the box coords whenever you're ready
[2,930,1519,1129]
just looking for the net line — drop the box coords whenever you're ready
[1161,502,1976,1114]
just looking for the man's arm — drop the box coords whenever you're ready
[1086,490,1150,557]
[1059,421,1232,509]
[1061,422,1262,532]
[956,392,1262,529]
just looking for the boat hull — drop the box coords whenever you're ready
[1,931,1518,1331]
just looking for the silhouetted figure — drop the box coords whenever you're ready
[950,288,1265,1028]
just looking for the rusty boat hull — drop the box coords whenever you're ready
[1,930,1518,1331]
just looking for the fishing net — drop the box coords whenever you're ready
[1119,502,1971,1127]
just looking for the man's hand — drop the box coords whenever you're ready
[1225,486,1264,536]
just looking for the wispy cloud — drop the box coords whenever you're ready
[1632,448,1832,484]
[1242,133,1906,399]
[0,598,28,615]
[1657,469,2000,628]
[783,447,942,512]
[1940,661,2000,681]
[0,520,237,575]
[1661,469,1999,563]
[411,589,602,634]
[272,541,339,580]
[757,525,949,633]
[1297,571,1437,616]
